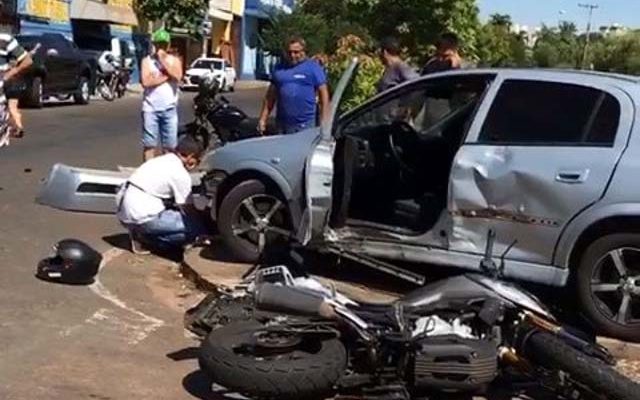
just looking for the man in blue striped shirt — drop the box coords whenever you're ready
[0,16,33,147]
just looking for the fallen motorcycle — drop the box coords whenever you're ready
[194,235,640,400]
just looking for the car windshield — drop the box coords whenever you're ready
[192,60,222,70]
[17,35,42,51]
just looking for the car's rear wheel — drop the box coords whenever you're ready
[577,233,640,342]
[217,179,292,263]
[26,76,43,108]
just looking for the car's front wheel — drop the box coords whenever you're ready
[577,233,640,342]
[217,179,293,263]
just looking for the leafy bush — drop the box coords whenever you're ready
[260,10,331,57]
[326,35,384,113]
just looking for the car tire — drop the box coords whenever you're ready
[74,76,90,105]
[577,233,640,342]
[217,179,292,263]
[229,79,235,92]
[26,76,43,108]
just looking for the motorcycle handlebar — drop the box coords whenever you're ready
[255,283,336,319]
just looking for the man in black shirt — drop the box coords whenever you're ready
[421,32,463,75]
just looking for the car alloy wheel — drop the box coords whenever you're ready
[590,247,640,326]
[230,194,291,251]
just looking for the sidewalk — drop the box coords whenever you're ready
[180,243,640,363]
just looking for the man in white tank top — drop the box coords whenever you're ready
[140,29,183,161]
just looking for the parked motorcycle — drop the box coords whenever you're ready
[180,73,266,151]
[194,234,639,400]
[95,51,123,102]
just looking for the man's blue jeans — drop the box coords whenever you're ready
[279,120,314,134]
[130,209,207,247]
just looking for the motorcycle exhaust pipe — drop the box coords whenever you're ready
[255,283,336,319]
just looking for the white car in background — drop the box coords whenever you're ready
[182,57,236,92]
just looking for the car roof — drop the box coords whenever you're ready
[420,67,640,86]
[193,57,225,63]
[340,67,640,121]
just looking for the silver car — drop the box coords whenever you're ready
[199,62,640,342]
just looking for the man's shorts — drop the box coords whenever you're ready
[142,107,178,149]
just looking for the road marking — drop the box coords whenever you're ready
[60,247,165,344]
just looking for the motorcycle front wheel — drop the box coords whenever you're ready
[198,320,346,400]
[97,78,115,102]
[526,331,640,400]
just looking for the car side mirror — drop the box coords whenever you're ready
[46,48,59,57]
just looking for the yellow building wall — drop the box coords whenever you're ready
[232,0,245,16]
[25,0,69,23]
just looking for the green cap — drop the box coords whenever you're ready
[152,28,171,44]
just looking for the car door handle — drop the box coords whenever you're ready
[556,169,589,184]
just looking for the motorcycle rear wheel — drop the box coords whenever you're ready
[199,320,346,400]
[526,331,640,400]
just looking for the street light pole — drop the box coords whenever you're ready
[579,3,599,70]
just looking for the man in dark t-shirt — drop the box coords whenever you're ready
[258,36,330,134]
[376,37,419,93]
[421,32,463,75]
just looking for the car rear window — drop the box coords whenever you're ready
[17,35,42,51]
[192,59,223,70]
[479,80,621,146]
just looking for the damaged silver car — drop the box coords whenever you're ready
[200,62,640,342]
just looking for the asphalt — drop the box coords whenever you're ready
[0,89,265,400]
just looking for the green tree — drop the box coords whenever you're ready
[592,32,640,74]
[478,13,528,67]
[532,23,580,68]
[259,10,332,56]
[134,0,208,34]
[365,0,481,62]
[326,35,384,112]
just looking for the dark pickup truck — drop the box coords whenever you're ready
[16,33,95,107]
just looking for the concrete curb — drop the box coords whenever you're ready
[179,248,640,361]
[179,253,222,293]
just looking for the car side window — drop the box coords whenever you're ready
[479,80,620,146]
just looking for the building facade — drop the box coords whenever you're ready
[15,1,139,79]
[18,0,73,37]
[240,0,293,80]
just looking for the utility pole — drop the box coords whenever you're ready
[579,3,599,70]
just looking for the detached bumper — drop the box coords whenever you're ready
[36,163,205,214]
[36,163,130,213]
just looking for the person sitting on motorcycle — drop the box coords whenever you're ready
[116,136,209,254]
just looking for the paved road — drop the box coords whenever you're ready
[0,90,264,400]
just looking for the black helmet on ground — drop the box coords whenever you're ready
[36,239,102,284]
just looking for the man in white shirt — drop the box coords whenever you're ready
[116,136,206,253]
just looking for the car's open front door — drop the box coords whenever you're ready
[296,58,359,245]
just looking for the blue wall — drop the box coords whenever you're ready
[240,0,294,80]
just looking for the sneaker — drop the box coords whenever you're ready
[130,232,151,255]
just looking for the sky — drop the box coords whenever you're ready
[478,0,640,30]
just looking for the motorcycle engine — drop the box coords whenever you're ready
[413,334,497,392]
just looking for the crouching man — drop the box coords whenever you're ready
[116,136,208,254]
